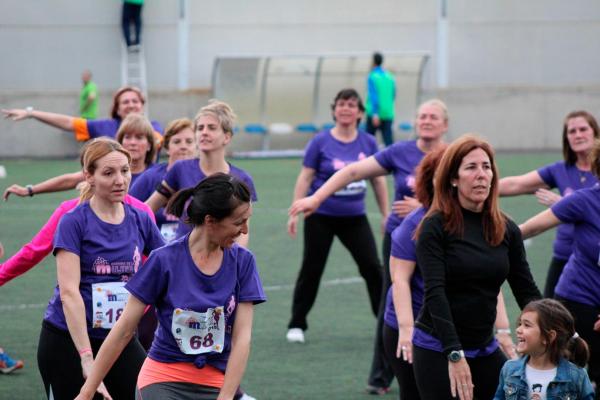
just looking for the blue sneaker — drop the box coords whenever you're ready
[0,348,24,374]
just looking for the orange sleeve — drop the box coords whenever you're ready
[153,130,164,149]
[72,118,90,141]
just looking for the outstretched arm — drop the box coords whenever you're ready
[519,209,561,239]
[289,156,387,217]
[370,175,389,234]
[287,167,316,238]
[3,171,84,200]
[498,171,547,196]
[218,302,254,400]
[2,108,75,132]
[75,295,147,400]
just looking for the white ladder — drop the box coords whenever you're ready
[120,44,149,115]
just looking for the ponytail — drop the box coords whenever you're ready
[166,173,251,227]
[566,333,590,368]
[78,182,94,203]
[166,187,196,219]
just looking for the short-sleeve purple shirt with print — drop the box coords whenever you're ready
[130,163,179,233]
[384,207,426,330]
[537,161,598,260]
[304,130,379,217]
[163,158,258,238]
[86,119,163,139]
[552,185,600,306]
[374,140,425,233]
[47,202,165,339]
[125,236,266,372]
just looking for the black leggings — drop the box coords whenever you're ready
[556,296,600,396]
[367,232,394,388]
[413,345,506,400]
[38,321,146,400]
[382,324,420,400]
[543,257,567,298]
[288,214,383,330]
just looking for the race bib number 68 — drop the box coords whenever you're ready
[171,307,225,355]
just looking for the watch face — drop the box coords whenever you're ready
[449,351,461,362]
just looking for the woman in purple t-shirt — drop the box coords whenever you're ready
[285,89,388,344]
[1,85,162,142]
[500,110,599,298]
[289,99,448,392]
[146,100,257,247]
[37,138,165,400]
[75,173,266,400]
[3,113,159,199]
[130,118,197,241]
[520,139,600,393]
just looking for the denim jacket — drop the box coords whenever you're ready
[494,356,595,400]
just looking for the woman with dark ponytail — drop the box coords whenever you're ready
[494,299,594,399]
[76,173,266,400]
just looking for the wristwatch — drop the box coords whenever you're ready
[448,350,465,363]
[26,184,34,197]
[25,106,34,118]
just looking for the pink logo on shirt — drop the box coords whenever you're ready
[406,175,416,190]
[93,257,111,274]
[226,295,236,317]
[332,158,346,170]
[133,246,141,273]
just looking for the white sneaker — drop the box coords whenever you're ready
[240,394,257,400]
[286,328,305,343]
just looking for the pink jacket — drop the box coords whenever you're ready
[0,195,156,286]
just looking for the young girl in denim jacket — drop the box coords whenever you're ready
[494,299,595,399]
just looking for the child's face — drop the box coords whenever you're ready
[516,311,547,356]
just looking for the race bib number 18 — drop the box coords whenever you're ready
[171,307,225,355]
[92,282,129,329]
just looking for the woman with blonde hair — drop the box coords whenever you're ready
[146,100,257,246]
[36,138,164,399]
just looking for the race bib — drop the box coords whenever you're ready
[171,307,225,355]
[334,179,367,196]
[160,222,178,243]
[92,282,129,329]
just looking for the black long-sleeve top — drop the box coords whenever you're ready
[415,209,541,356]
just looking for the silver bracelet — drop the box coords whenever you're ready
[496,328,511,335]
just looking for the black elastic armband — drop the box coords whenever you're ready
[155,183,172,199]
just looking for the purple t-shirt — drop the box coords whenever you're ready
[374,140,425,233]
[412,328,499,357]
[46,202,165,339]
[384,207,426,330]
[537,161,598,260]
[552,185,600,306]
[125,236,266,372]
[163,158,258,238]
[87,119,163,139]
[130,163,179,241]
[304,130,379,217]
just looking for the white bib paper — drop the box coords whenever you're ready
[92,281,129,329]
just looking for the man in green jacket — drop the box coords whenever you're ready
[79,70,98,120]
